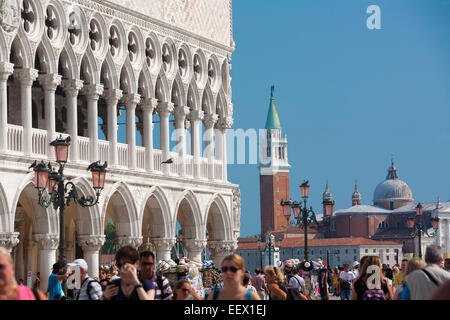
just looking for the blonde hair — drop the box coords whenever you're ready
[358,255,386,284]
[0,246,13,265]
[221,254,245,271]
[264,266,284,284]
[405,258,426,276]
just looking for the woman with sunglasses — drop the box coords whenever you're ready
[102,246,155,300]
[208,254,260,300]
[172,280,203,300]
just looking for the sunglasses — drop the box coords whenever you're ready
[141,262,154,267]
[221,266,238,273]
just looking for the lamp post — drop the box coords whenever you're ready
[281,180,329,261]
[30,135,107,271]
[407,203,440,259]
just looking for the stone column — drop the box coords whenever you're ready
[0,232,20,253]
[33,234,59,292]
[142,98,157,172]
[14,68,38,156]
[207,240,237,268]
[25,240,35,288]
[183,239,207,263]
[174,106,190,176]
[189,110,204,178]
[139,236,156,253]
[216,116,233,181]
[152,238,175,262]
[78,235,105,279]
[203,114,218,180]
[123,94,141,170]
[39,74,62,159]
[83,84,104,162]
[103,89,122,167]
[62,80,83,161]
[0,62,13,152]
[116,236,143,250]
[157,102,174,174]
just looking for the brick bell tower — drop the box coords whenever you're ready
[259,86,291,236]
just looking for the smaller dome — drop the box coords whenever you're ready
[352,184,361,200]
[373,161,413,203]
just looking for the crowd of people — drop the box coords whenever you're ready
[1,244,449,300]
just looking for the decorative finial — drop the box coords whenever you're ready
[436,196,440,209]
[271,85,274,99]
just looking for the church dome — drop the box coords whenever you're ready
[373,161,413,203]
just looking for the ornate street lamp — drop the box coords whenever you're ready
[408,203,440,259]
[30,135,107,270]
[281,180,329,261]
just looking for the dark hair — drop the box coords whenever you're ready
[292,268,299,275]
[115,246,140,267]
[173,280,190,300]
[139,251,155,260]
[242,272,251,286]
[254,268,261,275]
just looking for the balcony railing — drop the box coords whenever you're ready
[4,125,224,181]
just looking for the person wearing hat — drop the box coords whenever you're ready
[352,261,360,278]
[48,262,69,300]
[67,259,103,300]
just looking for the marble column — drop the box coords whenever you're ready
[189,110,204,178]
[216,116,233,181]
[83,84,104,162]
[62,80,83,161]
[207,240,237,268]
[123,93,141,170]
[142,98,157,172]
[14,68,38,156]
[39,74,62,159]
[116,236,143,250]
[33,234,59,292]
[174,106,190,176]
[103,89,122,167]
[203,114,218,180]
[0,62,13,152]
[152,238,176,262]
[157,102,174,174]
[0,232,20,253]
[78,235,105,279]
[183,239,207,263]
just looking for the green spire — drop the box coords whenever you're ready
[265,86,281,130]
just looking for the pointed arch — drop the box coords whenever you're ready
[201,85,214,115]
[71,177,102,236]
[10,33,33,69]
[120,60,137,94]
[205,193,232,241]
[140,186,172,239]
[173,190,202,239]
[35,41,57,74]
[102,182,139,237]
[100,55,119,90]
[155,72,170,102]
[59,45,79,80]
[0,181,10,232]
[137,67,154,99]
[216,89,228,119]
[171,74,186,107]
[187,80,200,111]
[80,50,99,85]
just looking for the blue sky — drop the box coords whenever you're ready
[229,0,450,237]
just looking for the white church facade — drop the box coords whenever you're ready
[0,0,240,291]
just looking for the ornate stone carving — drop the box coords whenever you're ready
[232,187,241,233]
[62,79,84,97]
[33,234,59,250]
[0,232,19,252]
[78,235,105,251]
[0,62,14,80]
[116,236,143,249]
[103,89,123,106]
[151,238,176,251]
[203,114,219,129]
[188,110,204,122]
[38,74,62,92]
[83,84,104,100]
[123,93,141,108]
[207,240,237,256]
[157,102,174,116]
[0,0,20,33]
[13,68,38,86]
[183,238,207,251]
[142,97,158,112]
[216,116,233,130]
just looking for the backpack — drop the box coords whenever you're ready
[361,289,387,300]
[341,280,352,291]
[76,278,100,300]
[279,284,304,300]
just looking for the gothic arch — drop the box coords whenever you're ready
[10,34,33,69]
[140,186,172,239]
[0,181,10,232]
[100,55,119,90]
[36,41,57,74]
[173,190,202,240]
[120,60,137,94]
[137,67,153,99]
[187,81,200,111]
[102,181,139,237]
[171,74,186,107]
[201,85,214,116]
[71,177,102,236]
[80,50,99,85]
[216,89,228,119]
[155,72,170,102]
[205,193,231,241]
[59,46,79,80]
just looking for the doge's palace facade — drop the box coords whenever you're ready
[0,0,239,291]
